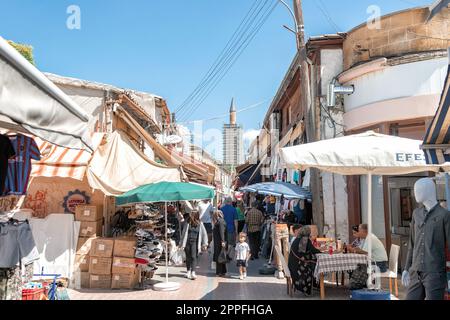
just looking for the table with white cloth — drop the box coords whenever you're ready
[314,253,368,299]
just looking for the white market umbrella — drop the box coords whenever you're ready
[280,131,450,286]
[0,36,92,151]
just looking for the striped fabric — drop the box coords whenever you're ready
[423,61,450,164]
[31,133,104,180]
[314,253,368,280]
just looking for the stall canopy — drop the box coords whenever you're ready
[0,37,92,151]
[234,163,262,189]
[116,181,215,206]
[280,131,447,175]
[86,130,182,196]
[240,182,312,200]
[31,133,105,180]
[280,131,450,286]
[422,53,450,164]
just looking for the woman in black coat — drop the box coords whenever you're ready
[212,210,227,277]
[288,226,321,296]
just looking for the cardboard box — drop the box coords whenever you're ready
[79,220,103,237]
[112,257,137,275]
[89,257,112,275]
[76,236,97,255]
[113,237,136,258]
[75,254,90,272]
[89,274,111,289]
[111,271,139,290]
[91,238,114,258]
[80,272,90,289]
[75,205,101,222]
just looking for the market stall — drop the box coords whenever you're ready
[116,181,215,291]
[0,36,94,300]
[239,181,313,278]
[280,130,450,296]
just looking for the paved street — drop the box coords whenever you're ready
[67,251,405,300]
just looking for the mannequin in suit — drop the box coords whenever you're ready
[402,178,450,300]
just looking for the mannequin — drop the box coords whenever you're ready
[402,178,450,300]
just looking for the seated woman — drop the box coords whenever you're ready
[288,226,322,296]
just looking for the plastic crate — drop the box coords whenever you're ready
[22,288,45,300]
[350,289,391,300]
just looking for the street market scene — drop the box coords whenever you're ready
[0,0,450,303]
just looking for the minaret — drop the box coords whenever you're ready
[230,98,236,125]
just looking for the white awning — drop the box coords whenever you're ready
[0,37,92,151]
[86,131,182,196]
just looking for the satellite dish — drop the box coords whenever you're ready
[163,135,182,145]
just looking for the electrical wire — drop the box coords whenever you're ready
[177,98,271,124]
[177,0,274,120]
[178,1,278,121]
[174,0,262,114]
[176,0,277,121]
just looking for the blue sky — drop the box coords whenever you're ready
[1,0,431,158]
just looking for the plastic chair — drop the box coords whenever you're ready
[275,245,294,297]
[378,244,400,297]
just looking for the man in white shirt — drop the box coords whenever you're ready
[349,223,388,272]
[198,200,213,244]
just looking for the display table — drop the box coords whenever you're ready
[314,253,368,299]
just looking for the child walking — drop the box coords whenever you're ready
[235,232,251,280]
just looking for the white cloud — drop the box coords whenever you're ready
[243,129,260,143]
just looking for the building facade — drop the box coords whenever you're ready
[334,5,450,269]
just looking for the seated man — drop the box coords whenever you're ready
[348,224,388,273]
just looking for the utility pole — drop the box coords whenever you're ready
[292,0,324,234]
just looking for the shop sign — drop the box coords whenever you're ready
[63,189,91,213]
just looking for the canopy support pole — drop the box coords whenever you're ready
[153,201,180,292]
[367,172,373,289]
[445,173,450,211]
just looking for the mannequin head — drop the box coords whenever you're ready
[414,178,438,211]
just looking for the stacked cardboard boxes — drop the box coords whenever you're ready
[111,237,138,290]
[89,238,114,289]
[76,205,103,238]
[74,205,103,288]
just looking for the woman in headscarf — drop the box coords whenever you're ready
[212,210,228,277]
[288,225,321,296]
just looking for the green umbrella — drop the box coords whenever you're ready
[115,181,215,292]
[116,181,215,206]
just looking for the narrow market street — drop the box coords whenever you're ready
[67,250,406,300]
[1,0,450,306]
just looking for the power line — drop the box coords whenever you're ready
[314,0,342,34]
[174,0,262,115]
[177,98,271,124]
[177,0,274,120]
[178,1,278,121]
[175,0,266,117]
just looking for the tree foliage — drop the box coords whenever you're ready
[7,40,35,65]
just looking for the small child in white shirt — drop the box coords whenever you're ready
[235,232,251,280]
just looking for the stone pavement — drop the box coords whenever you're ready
[67,252,405,300]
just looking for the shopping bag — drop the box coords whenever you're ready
[349,264,368,290]
[171,249,184,266]
[218,248,230,264]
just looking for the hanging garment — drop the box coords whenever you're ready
[3,135,40,196]
[0,220,39,268]
[0,135,15,195]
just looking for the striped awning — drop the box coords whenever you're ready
[31,133,105,180]
[423,56,450,164]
